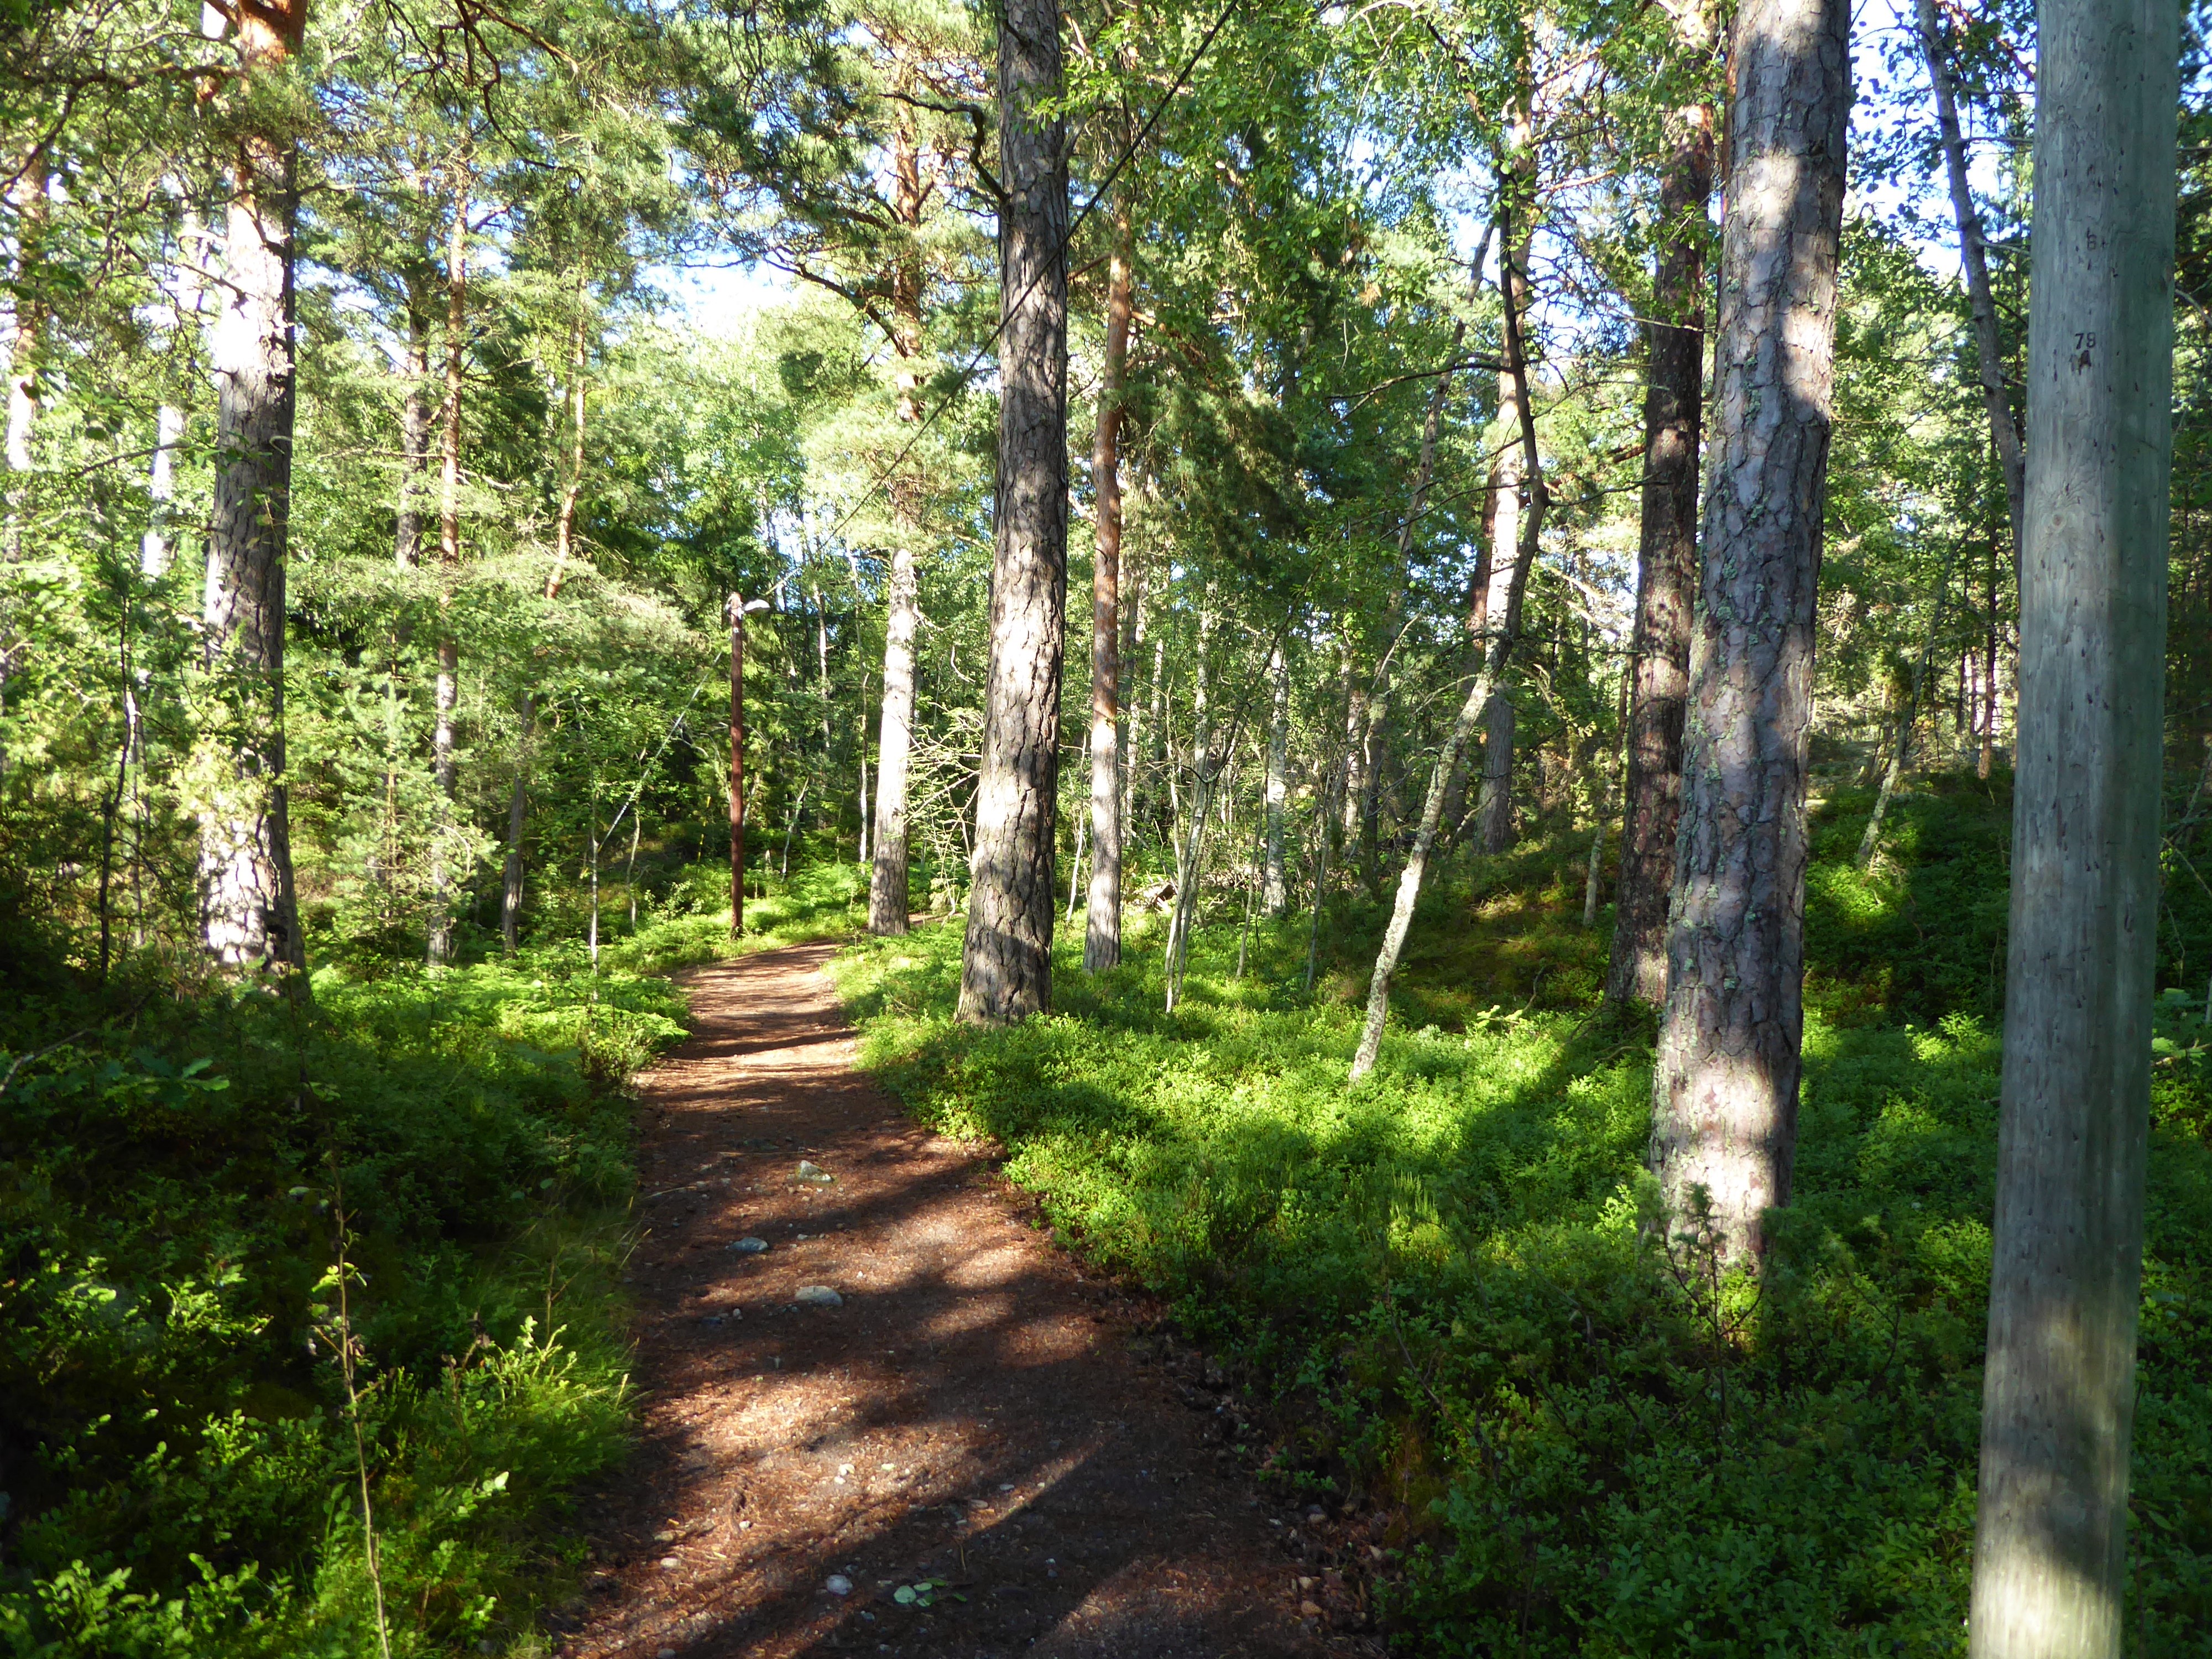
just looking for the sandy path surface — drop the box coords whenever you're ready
[559,942,1369,1658]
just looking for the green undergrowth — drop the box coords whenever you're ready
[0,858,868,1655]
[837,785,2212,1656]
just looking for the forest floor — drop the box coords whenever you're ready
[562,942,1372,1659]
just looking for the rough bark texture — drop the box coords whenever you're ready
[868,119,930,937]
[958,0,1067,1025]
[199,0,307,977]
[1966,4,2176,1651]
[1607,72,1716,1007]
[1261,643,1290,915]
[1648,0,1849,1264]
[1083,207,1131,972]
[1474,693,1516,850]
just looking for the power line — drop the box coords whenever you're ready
[821,0,1241,546]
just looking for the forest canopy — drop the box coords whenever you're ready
[2,0,2209,1651]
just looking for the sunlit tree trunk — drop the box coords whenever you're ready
[426,155,468,967]
[1476,87,1535,856]
[959,0,1068,1025]
[1084,201,1131,972]
[1648,0,1849,1263]
[1607,27,1716,1006]
[1261,641,1290,915]
[199,0,308,978]
[870,117,930,935]
[1967,3,2177,1651]
[544,286,588,601]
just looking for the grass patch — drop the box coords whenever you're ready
[836,790,2212,1656]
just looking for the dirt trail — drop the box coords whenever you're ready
[560,942,1365,1658]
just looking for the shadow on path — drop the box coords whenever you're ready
[562,943,1340,1659]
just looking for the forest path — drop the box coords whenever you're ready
[561,942,1351,1659]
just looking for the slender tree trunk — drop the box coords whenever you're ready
[1917,0,2026,561]
[1162,602,1216,1011]
[426,156,468,967]
[1648,0,1850,1264]
[1366,321,1467,878]
[1857,548,1958,867]
[544,290,587,600]
[869,119,931,935]
[728,592,747,934]
[1477,92,1537,857]
[959,0,1068,1025]
[1339,685,1369,857]
[395,276,430,570]
[1979,524,1999,776]
[1607,35,1717,1006]
[500,691,530,954]
[199,0,307,978]
[1352,194,1550,1079]
[1084,201,1131,971]
[1349,637,1527,1081]
[1261,641,1290,915]
[140,404,184,578]
[1967,6,2177,1650]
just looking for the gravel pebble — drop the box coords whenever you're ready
[825,1573,854,1597]
[795,1284,843,1308]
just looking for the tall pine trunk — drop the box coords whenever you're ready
[869,117,930,935]
[1083,201,1131,972]
[1606,28,1716,1007]
[200,0,307,977]
[426,155,468,967]
[1647,0,1849,1263]
[959,0,1067,1024]
[1966,3,2177,1650]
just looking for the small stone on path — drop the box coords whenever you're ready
[825,1573,853,1597]
[728,1236,769,1254]
[795,1284,843,1307]
[795,1160,835,1185]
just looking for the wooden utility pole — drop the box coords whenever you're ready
[1968,1,2178,1650]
